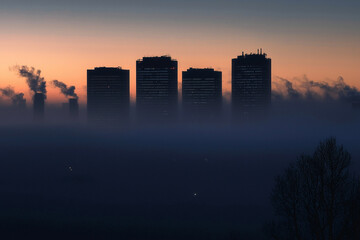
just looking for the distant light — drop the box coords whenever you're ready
[69,166,73,172]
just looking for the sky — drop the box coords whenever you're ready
[0,0,359,104]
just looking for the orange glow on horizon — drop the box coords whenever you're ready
[1,29,359,105]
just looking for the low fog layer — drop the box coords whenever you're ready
[0,75,359,239]
[0,115,359,239]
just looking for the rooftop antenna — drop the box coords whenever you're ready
[260,48,263,55]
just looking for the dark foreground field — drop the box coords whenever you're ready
[0,119,359,239]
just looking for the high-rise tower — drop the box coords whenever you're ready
[182,68,222,121]
[87,67,130,123]
[136,56,178,122]
[232,50,271,119]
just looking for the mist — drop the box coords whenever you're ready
[0,76,359,239]
[0,116,359,239]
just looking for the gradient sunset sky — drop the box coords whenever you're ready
[0,0,359,104]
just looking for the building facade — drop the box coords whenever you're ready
[136,56,178,121]
[87,67,130,122]
[232,50,271,119]
[182,68,222,121]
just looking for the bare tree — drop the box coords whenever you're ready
[267,138,360,240]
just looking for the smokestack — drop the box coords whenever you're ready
[260,48,262,55]
[69,98,79,118]
[18,98,26,110]
[33,92,45,119]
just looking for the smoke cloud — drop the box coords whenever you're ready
[13,65,47,98]
[51,80,78,99]
[0,86,26,106]
[272,76,360,103]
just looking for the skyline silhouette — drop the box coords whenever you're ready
[1,1,359,105]
[0,2,359,239]
[2,52,272,121]
[1,51,360,123]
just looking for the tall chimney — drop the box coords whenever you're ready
[33,92,45,119]
[18,99,26,111]
[69,98,79,118]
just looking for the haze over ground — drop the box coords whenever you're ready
[0,97,359,238]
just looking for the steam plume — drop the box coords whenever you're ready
[273,76,360,102]
[0,86,26,105]
[51,80,78,99]
[13,65,47,98]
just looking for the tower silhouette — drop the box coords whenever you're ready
[232,50,271,119]
[136,56,178,123]
[87,67,130,123]
[182,68,222,122]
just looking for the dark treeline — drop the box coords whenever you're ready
[266,138,360,240]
